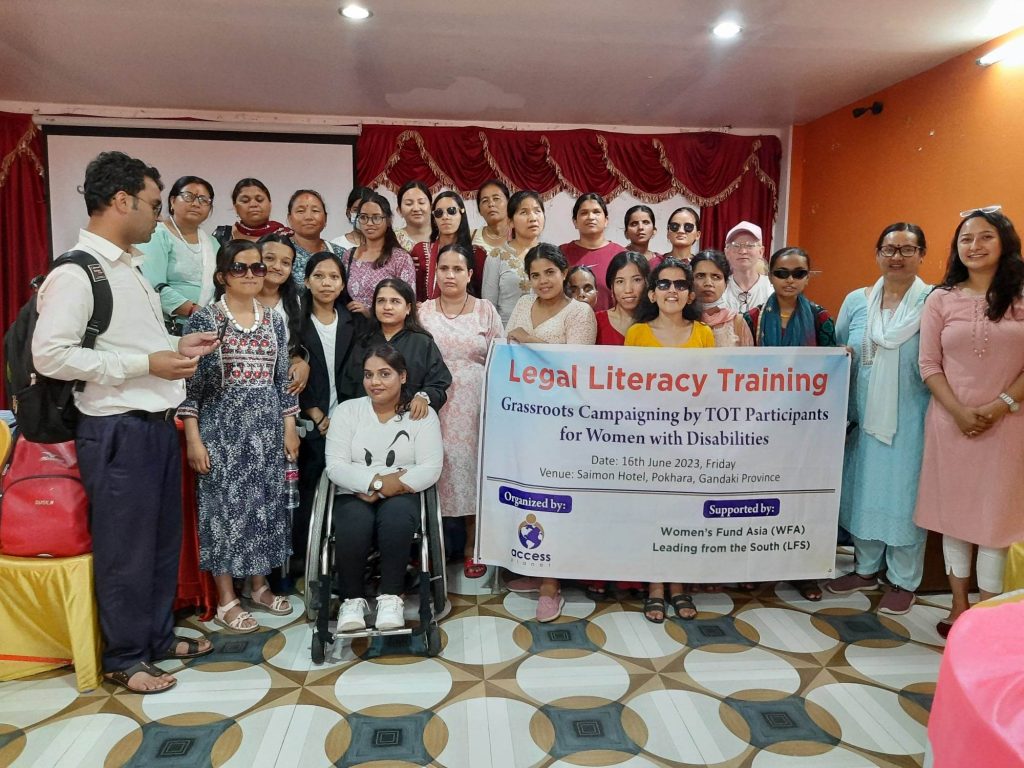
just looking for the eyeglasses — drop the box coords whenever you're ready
[227,262,268,277]
[432,206,460,219]
[356,214,387,225]
[655,279,690,291]
[726,241,760,252]
[959,205,1001,218]
[178,191,213,206]
[877,245,922,259]
[771,268,809,280]
[129,194,162,216]
[667,221,696,233]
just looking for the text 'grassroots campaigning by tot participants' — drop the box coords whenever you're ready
[476,342,851,583]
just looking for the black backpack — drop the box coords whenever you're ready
[3,251,113,443]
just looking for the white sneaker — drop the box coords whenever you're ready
[375,594,405,630]
[338,598,368,632]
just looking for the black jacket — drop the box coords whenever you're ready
[341,327,452,412]
[298,305,362,416]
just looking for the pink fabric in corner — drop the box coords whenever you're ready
[929,601,1024,768]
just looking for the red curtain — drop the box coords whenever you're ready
[0,113,49,407]
[357,125,781,252]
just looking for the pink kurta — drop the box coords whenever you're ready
[419,298,504,517]
[913,288,1024,547]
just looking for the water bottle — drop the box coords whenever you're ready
[284,459,300,512]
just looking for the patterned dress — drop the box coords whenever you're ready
[419,298,505,517]
[179,302,299,575]
[343,247,417,308]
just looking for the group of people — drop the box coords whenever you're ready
[28,151,1024,694]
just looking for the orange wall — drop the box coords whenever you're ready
[788,29,1024,315]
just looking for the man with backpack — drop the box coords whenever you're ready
[31,152,220,694]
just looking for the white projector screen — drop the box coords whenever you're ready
[43,126,356,259]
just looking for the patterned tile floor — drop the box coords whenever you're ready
[0,550,947,767]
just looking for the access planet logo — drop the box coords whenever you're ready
[518,514,545,549]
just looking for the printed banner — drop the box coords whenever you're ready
[476,341,850,582]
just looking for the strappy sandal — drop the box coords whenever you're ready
[106,661,176,694]
[793,580,822,602]
[214,599,259,633]
[463,557,487,579]
[247,584,292,616]
[152,635,214,661]
[670,593,697,620]
[642,596,666,624]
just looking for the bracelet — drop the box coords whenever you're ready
[413,391,430,402]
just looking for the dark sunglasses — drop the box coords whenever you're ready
[771,268,809,280]
[432,205,460,219]
[655,279,690,291]
[228,262,268,278]
[667,221,696,233]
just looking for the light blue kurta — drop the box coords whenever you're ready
[836,288,929,546]
[138,222,218,325]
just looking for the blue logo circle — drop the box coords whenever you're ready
[518,514,544,549]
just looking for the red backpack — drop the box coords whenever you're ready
[0,437,91,557]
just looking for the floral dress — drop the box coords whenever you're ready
[179,302,299,575]
[419,298,505,517]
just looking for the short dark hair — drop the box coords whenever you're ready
[167,175,213,216]
[397,180,431,207]
[769,246,811,270]
[82,151,163,216]
[624,204,656,230]
[689,249,731,280]
[231,178,270,203]
[477,179,510,209]
[605,250,651,291]
[213,239,262,300]
[572,192,609,220]
[524,242,567,275]
[875,222,926,253]
[635,257,701,322]
[941,210,1024,321]
[288,189,327,215]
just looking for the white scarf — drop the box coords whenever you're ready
[862,276,930,445]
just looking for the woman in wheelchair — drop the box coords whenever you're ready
[325,344,444,631]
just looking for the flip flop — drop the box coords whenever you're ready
[463,557,487,579]
[106,661,176,695]
[793,580,823,601]
[152,635,214,661]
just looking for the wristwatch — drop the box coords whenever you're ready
[999,392,1020,413]
[413,391,430,402]
[371,478,384,492]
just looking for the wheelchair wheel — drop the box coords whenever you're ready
[423,487,447,613]
[426,621,442,657]
[304,471,332,621]
[311,631,325,665]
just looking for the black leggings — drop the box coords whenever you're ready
[334,493,419,598]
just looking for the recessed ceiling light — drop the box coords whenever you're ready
[712,21,741,39]
[340,4,372,20]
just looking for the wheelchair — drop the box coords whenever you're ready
[304,471,449,662]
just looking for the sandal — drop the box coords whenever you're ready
[586,582,608,602]
[247,584,292,616]
[642,597,666,624]
[106,661,176,695]
[793,580,823,602]
[670,593,697,620]
[152,635,214,661]
[214,599,259,633]
[463,557,487,579]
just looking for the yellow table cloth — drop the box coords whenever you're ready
[1003,542,1024,593]
[0,553,101,691]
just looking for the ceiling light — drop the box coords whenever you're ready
[976,37,1024,66]
[712,21,741,39]
[340,4,372,20]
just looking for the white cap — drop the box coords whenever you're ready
[725,221,763,243]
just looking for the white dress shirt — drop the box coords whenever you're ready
[32,229,185,416]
